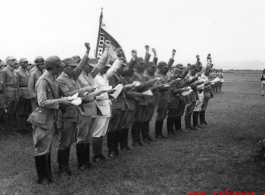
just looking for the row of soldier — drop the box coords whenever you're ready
[0,41,222,184]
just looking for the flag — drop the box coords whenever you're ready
[96,9,126,61]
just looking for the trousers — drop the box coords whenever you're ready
[33,125,54,156]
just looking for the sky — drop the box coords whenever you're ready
[0,0,265,67]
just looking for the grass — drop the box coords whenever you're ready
[0,71,265,195]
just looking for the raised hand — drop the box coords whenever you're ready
[85,42,90,50]
[145,45,150,52]
[105,40,111,49]
[131,50,137,60]
[172,49,176,57]
[152,48,157,57]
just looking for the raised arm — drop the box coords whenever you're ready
[167,49,176,72]
[72,43,91,80]
[91,40,111,78]
[127,50,137,70]
[152,48,158,65]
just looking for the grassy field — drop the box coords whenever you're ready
[0,71,265,195]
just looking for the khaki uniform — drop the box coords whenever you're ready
[15,67,31,132]
[0,65,20,134]
[76,49,109,144]
[28,68,43,111]
[29,71,60,156]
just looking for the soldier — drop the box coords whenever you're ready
[93,61,113,160]
[0,61,7,122]
[1,56,20,135]
[183,65,201,130]
[130,46,159,147]
[166,64,188,135]
[219,69,224,92]
[154,50,175,139]
[27,55,70,184]
[106,53,131,158]
[56,43,95,176]
[28,57,46,111]
[15,58,31,134]
[119,50,144,151]
[200,67,213,126]
[76,41,112,168]
[142,47,160,142]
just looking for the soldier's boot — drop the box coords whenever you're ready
[84,143,92,169]
[145,122,154,142]
[35,155,47,184]
[22,115,29,133]
[119,129,127,152]
[113,131,120,155]
[137,123,144,146]
[131,122,138,147]
[76,143,86,170]
[199,111,204,126]
[99,136,107,160]
[167,118,175,136]
[155,120,160,139]
[159,120,166,138]
[3,114,9,135]
[142,122,150,144]
[16,114,23,134]
[185,114,191,130]
[190,114,198,130]
[45,153,54,183]
[173,117,178,132]
[9,115,16,135]
[193,111,201,129]
[64,147,72,176]
[124,128,133,150]
[57,149,66,176]
[178,116,183,132]
[107,132,116,158]
[201,111,208,125]
[92,137,101,163]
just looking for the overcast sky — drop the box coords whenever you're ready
[0,0,265,65]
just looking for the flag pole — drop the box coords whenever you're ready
[95,8,103,58]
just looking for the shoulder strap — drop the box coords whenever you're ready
[43,78,56,99]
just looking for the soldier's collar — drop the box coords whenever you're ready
[7,65,14,72]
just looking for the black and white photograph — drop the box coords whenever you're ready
[0,0,265,194]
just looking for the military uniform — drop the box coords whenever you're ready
[27,58,63,184]
[154,58,174,138]
[106,58,126,157]
[131,68,149,146]
[183,69,200,130]
[76,50,109,165]
[200,72,213,126]
[56,54,88,175]
[15,66,31,133]
[0,63,7,120]
[142,57,158,142]
[1,61,20,135]
[120,66,143,151]
[28,68,44,111]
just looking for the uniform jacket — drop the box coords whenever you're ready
[57,55,88,122]
[15,66,30,99]
[155,58,174,102]
[122,76,143,111]
[27,71,60,130]
[131,70,148,105]
[77,48,110,117]
[28,68,43,99]
[0,65,19,101]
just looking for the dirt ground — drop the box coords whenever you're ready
[0,71,265,195]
